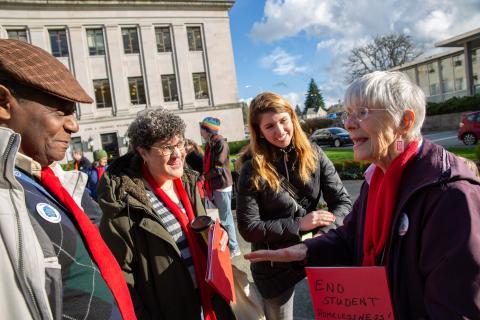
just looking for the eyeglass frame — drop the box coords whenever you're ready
[341,107,388,124]
[150,139,186,157]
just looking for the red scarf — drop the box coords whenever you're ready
[40,167,136,320]
[362,140,419,266]
[142,165,216,320]
[203,145,213,200]
[96,166,105,180]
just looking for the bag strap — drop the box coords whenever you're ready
[278,174,312,211]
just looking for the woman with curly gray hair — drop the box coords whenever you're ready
[98,109,234,320]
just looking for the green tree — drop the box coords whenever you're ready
[304,78,325,113]
[295,104,303,117]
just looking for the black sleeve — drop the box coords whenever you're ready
[81,190,103,226]
[317,146,353,232]
[236,161,301,244]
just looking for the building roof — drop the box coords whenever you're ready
[390,47,463,70]
[435,27,480,48]
[0,0,235,9]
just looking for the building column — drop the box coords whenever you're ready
[172,23,194,109]
[68,25,95,118]
[105,24,128,115]
[139,24,161,108]
[464,42,474,96]
[29,25,47,50]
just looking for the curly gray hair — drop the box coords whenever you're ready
[127,109,186,151]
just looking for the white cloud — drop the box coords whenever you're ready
[283,92,305,109]
[251,0,480,102]
[260,47,307,75]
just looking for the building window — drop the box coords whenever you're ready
[71,136,82,152]
[453,54,465,91]
[155,27,172,52]
[417,64,430,96]
[427,62,440,96]
[49,29,69,57]
[86,28,105,56]
[440,57,454,93]
[93,79,113,109]
[7,29,28,42]
[128,77,146,105]
[101,133,119,160]
[122,27,139,54]
[161,74,178,102]
[192,72,209,99]
[404,68,416,83]
[187,26,203,51]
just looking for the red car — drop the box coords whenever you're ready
[458,111,480,145]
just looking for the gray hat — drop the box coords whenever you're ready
[0,39,93,103]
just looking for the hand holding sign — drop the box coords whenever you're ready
[244,243,308,263]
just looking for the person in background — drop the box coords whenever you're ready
[245,71,480,319]
[72,148,91,174]
[98,109,234,320]
[236,92,352,320]
[185,138,204,174]
[87,149,108,200]
[0,39,135,320]
[200,116,240,257]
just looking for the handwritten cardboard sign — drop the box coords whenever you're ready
[305,267,394,320]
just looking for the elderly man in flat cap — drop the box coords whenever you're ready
[0,39,135,320]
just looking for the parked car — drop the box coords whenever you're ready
[458,111,480,145]
[309,127,352,147]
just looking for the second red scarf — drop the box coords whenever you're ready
[362,140,419,266]
[142,165,216,320]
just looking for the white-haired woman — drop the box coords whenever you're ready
[245,71,480,319]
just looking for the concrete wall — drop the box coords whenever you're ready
[422,112,464,132]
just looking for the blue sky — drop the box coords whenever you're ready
[229,0,480,109]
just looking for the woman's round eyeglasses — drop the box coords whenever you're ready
[151,140,186,157]
[340,107,387,124]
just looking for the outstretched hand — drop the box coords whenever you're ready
[299,210,336,231]
[244,243,308,263]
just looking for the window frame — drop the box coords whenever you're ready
[86,28,106,56]
[48,29,69,58]
[187,26,203,51]
[7,28,28,42]
[93,79,113,109]
[128,76,146,105]
[192,72,209,100]
[161,74,179,102]
[121,27,140,54]
[155,26,172,53]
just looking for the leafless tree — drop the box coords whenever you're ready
[345,33,422,83]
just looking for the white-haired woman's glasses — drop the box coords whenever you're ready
[341,107,387,125]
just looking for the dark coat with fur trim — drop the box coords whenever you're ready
[305,140,480,319]
[97,152,232,320]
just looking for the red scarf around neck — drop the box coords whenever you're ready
[142,165,216,320]
[40,167,136,320]
[96,166,105,180]
[362,140,419,266]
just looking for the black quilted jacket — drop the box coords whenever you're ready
[236,144,352,298]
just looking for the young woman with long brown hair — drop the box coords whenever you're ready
[236,92,352,319]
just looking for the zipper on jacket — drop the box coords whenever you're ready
[3,134,41,317]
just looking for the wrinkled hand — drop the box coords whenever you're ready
[299,210,336,231]
[244,243,308,263]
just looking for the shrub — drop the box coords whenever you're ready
[426,94,480,116]
[228,139,249,155]
[476,145,480,162]
[300,118,337,134]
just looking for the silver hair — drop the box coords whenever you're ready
[127,108,186,151]
[344,71,426,139]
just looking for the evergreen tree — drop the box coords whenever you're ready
[295,104,302,117]
[304,79,325,113]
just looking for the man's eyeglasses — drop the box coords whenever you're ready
[151,140,186,157]
[341,107,387,124]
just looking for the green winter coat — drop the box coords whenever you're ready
[98,152,232,320]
